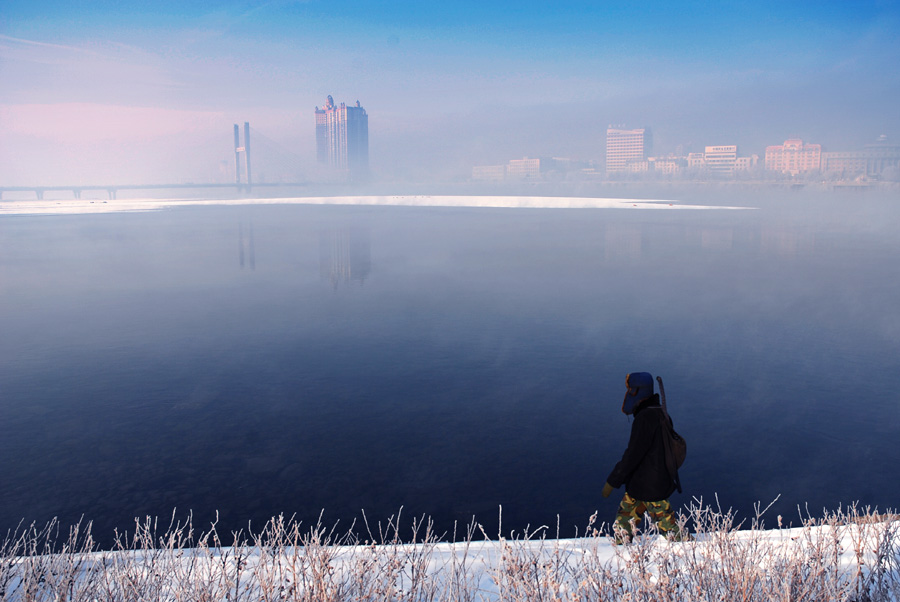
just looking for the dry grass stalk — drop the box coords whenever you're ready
[1,503,898,601]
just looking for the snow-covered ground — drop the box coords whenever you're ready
[3,507,898,601]
[0,194,750,215]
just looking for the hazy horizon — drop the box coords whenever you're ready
[2,1,899,186]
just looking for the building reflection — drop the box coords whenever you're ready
[319,228,371,289]
[603,224,644,262]
[759,224,815,257]
[239,221,255,270]
[699,227,735,251]
[690,222,813,258]
[599,219,821,263]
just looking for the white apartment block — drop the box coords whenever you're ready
[704,146,738,174]
[606,127,652,173]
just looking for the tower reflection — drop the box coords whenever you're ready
[319,228,371,289]
[238,221,256,270]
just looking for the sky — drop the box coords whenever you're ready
[1,0,899,185]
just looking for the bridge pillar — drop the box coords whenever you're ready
[233,122,251,191]
[244,121,252,190]
[36,189,44,200]
[107,189,117,200]
[74,189,82,199]
[234,124,242,185]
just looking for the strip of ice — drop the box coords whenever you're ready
[0,195,750,216]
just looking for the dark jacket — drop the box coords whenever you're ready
[606,394,677,502]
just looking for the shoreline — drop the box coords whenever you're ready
[0,194,751,216]
[3,508,897,601]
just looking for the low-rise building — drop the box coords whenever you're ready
[474,156,595,181]
[687,152,706,170]
[472,165,507,181]
[627,160,650,173]
[822,135,900,177]
[648,157,686,175]
[506,158,543,179]
[705,146,738,175]
[735,155,760,172]
[683,147,755,175]
[765,139,822,174]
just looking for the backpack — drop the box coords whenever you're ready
[656,376,687,493]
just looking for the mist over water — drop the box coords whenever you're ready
[1,192,899,546]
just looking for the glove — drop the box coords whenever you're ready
[602,482,614,498]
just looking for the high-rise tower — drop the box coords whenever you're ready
[606,127,652,173]
[315,95,369,179]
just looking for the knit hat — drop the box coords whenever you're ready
[622,372,654,415]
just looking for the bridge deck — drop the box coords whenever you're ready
[0,182,308,200]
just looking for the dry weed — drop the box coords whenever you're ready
[1,503,898,601]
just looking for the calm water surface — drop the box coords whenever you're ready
[1,194,899,545]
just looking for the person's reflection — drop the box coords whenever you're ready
[239,221,256,270]
[319,228,371,289]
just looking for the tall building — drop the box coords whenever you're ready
[765,139,822,174]
[315,95,369,178]
[606,127,652,173]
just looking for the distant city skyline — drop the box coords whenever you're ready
[473,132,899,182]
[1,1,898,185]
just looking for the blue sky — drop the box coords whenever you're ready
[2,0,899,184]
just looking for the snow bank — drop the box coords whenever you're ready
[3,506,898,601]
[0,194,750,216]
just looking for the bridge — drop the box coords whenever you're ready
[1,122,313,201]
[0,182,308,201]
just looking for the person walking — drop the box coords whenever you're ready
[601,372,683,543]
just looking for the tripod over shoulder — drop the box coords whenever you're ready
[656,376,687,492]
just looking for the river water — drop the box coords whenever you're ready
[1,193,899,545]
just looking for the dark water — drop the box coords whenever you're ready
[2,194,899,546]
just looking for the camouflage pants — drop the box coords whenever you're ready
[614,492,681,541]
